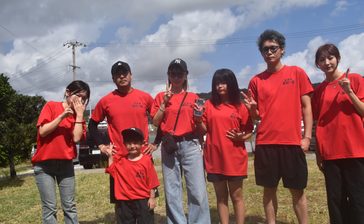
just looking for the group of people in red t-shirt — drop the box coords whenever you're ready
[33,29,363,224]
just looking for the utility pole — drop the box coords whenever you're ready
[63,41,86,80]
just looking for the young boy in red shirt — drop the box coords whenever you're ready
[105,128,160,224]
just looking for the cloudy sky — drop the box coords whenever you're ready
[1,0,364,107]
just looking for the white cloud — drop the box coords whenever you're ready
[0,0,329,106]
[331,0,349,16]
[338,33,364,74]
[270,33,364,85]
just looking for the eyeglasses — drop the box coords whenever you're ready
[261,45,280,54]
[168,72,186,78]
[112,72,129,78]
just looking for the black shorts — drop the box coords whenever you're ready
[207,173,247,182]
[254,145,307,189]
[115,199,154,224]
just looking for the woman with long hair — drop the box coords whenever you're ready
[313,43,364,223]
[151,58,211,224]
[195,68,253,224]
[32,80,90,224]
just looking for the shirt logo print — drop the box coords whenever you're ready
[132,102,144,108]
[136,171,145,179]
[282,78,295,85]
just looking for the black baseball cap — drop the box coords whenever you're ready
[111,61,131,76]
[121,127,144,142]
[168,58,188,73]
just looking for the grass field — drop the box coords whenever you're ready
[0,154,329,224]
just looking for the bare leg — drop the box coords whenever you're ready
[228,180,245,224]
[213,181,229,224]
[263,187,278,224]
[289,188,308,224]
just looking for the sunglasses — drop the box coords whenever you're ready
[168,72,186,78]
[112,72,129,78]
[261,45,280,54]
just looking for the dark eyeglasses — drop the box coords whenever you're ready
[168,72,186,78]
[112,72,129,78]
[261,45,280,54]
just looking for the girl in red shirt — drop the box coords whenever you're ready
[151,58,211,224]
[33,80,90,223]
[195,68,253,224]
[313,43,364,224]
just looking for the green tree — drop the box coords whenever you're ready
[0,74,45,177]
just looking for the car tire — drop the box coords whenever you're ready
[83,164,93,169]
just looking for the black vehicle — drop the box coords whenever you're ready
[79,121,108,169]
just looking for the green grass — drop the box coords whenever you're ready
[0,154,328,223]
[0,162,33,178]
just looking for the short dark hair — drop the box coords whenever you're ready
[315,43,341,68]
[66,80,90,105]
[210,68,241,106]
[257,29,286,52]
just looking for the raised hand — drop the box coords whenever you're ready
[143,142,157,155]
[241,89,257,111]
[72,96,86,116]
[100,143,115,157]
[61,106,74,119]
[163,82,173,104]
[338,68,352,94]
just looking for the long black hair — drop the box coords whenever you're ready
[65,80,91,106]
[210,68,241,106]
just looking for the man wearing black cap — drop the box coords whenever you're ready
[88,61,157,207]
[105,127,159,224]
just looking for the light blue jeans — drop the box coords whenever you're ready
[34,160,78,224]
[162,139,211,224]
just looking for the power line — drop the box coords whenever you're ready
[10,47,69,80]
[85,23,364,48]
[0,24,42,53]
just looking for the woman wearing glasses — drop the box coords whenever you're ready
[32,80,90,224]
[151,58,211,224]
[312,43,364,224]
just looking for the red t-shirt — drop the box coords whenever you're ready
[151,92,198,136]
[312,73,364,160]
[91,89,153,156]
[203,100,253,176]
[32,101,86,163]
[106,154,160,200]
[249,65,313,145]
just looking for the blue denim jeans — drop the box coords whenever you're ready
[162,139,211,224]
[34,160,78,224]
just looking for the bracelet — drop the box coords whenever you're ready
[159,107,165,112]
[303,136,311,140]
[75,121,84,124]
